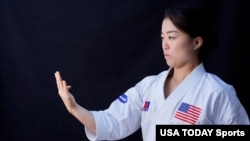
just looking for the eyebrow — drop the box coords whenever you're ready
[166,30,178,34]
[161,30,178,35]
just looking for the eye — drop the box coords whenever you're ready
[168,36,175,40]
[161,36,164,40]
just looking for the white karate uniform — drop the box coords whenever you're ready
[85,63,250,141]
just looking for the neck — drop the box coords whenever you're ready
[171,62,200,83]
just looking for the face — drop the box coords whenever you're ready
[161,18,199,68]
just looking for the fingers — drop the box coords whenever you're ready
[62,80,68,91]
[55,71,71,92]
[55,71,63,90]
[54,71,76,112]
[67,85,72,90]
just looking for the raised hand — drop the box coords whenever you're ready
[55,71,77,113]
[54,71,96,133]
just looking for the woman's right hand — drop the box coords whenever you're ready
[55,71,77,113]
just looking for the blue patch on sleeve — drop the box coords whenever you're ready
[118,94,128,103]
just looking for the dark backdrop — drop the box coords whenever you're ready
[0,0,249,141]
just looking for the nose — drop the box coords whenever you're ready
[162,38,169,50]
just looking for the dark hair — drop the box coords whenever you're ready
[164,5,217,61]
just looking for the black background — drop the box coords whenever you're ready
[1,0,249,140]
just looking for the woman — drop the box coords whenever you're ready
[55,6,250,141]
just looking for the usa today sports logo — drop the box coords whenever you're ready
[156,125,249,139]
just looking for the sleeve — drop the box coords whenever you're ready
[85,81,145,140]
[213,86,250,124]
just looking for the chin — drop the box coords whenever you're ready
[166,61,173,67]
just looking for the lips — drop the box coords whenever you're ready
[164,53,170,57]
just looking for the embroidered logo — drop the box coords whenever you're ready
[118,94,128,103]
[174,102,201,125]
[142,101,150,111]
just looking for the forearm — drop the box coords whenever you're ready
[70,104,96,134]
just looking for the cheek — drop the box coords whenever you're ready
[174,44,193,58]
[179,47,194,61]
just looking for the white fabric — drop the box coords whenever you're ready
[85,63,250,141]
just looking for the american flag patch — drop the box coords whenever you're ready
[142,101,150,111]
[174,102,201,125]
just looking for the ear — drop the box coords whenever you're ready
[193,36,203,50]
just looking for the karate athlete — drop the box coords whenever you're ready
[55,6,250,141]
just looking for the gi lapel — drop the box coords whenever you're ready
[154,63,206,124]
